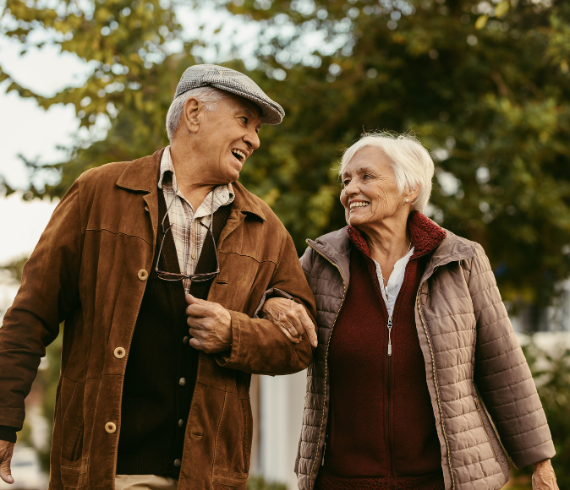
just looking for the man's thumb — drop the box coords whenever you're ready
[0,447,14,484]
[185,294,205,305]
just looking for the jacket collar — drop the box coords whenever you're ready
[347,211,447,260]
[309,212,480,286]
[115,147,266,221]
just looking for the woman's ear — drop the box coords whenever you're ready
[406,185,421,204]
[182,97,203,134]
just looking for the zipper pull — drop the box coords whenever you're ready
[387,317,393,357]
[321,442,327,466]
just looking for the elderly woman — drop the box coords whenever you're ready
[262,133,558,490]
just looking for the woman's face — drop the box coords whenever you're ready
[340,147,407,228]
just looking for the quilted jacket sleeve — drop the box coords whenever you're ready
[299,246,316,282]
[469,244,555,468]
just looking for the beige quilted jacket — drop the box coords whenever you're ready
[294,227,555,490]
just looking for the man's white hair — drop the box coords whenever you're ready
[339,131,435,213]
[165,86,230,141]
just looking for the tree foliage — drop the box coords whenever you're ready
[2,0,570,315]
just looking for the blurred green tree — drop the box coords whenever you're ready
[217,0,570,314]
[2,0,570,319]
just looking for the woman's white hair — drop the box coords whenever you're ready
[165,86,229,141]
[339,131,435,213]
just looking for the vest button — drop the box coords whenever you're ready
[138,269,149,281]
[182,336,189,344]
[179,378,186,386]
[174,459,181,467]
[114,347,126,359]
[178,419,184,427]
[105,422,117,434]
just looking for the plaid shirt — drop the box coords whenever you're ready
[158,147,235,293]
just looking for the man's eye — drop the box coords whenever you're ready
[241,117,248,124]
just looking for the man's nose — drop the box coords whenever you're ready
[244,129,260,151]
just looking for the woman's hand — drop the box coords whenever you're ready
[532,459,558,490]
[261,297,318,347]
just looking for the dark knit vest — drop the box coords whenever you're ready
[316,212,446,490]
[117,188,231,477]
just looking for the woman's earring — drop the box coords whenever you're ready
[405,198,409,202]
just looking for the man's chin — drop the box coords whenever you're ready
[227,163,242,182]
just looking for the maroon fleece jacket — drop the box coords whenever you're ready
[316,212,447,490]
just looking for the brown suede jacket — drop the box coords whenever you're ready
[0,149,316,490]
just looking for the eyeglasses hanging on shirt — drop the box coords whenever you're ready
[155,189,220,283]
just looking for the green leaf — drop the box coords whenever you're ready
[495,1,510,18]
[475,14,488,30]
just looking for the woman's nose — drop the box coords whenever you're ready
[344,180,359,196]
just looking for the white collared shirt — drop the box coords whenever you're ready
[373,247,415,318]
[158,146,235,293]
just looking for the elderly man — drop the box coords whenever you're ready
[0,64,317,490]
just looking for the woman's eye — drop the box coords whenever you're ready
[343,179,350,187]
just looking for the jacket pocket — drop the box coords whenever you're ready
[212,392,252,488]
[473,395,498,461]
[61,378,85,462]
[59,377,88,489]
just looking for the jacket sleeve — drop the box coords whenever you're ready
[0,180,82,430]
[470,245,555,468]
[217,235,316,376]
[299,245,316,283]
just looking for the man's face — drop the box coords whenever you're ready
[195,94,262,184]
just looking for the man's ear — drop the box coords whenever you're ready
[182,97,203,134]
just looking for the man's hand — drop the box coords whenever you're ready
[532,459,559,490]
[0,440,14,484]
[186,294,232,353]
[261,297,318,347]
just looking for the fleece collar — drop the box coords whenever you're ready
[347,211,447,261]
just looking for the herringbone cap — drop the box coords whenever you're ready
[174,64,285,125]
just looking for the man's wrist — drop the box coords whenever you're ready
[0,426,17,444]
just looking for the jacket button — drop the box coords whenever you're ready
[174,459,181,467]
[138,269,149,281]
[105,422,117,434]
[179,378,186,386]
[114,347,126,359]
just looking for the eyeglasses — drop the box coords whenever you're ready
[155,191,220,283]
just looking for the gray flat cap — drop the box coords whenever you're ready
[174,64,285,125]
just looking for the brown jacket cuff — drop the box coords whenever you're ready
[0,425,17,443]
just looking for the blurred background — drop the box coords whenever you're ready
[0,0,569,488]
